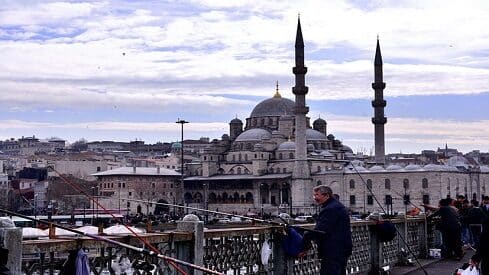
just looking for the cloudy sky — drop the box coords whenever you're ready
[1,0,489,154]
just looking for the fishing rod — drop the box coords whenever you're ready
[120,197,326,235]
[348,164,429,275]
[47,167,187,275]
[0,208,224,275]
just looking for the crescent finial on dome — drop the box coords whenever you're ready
[274,81,282,98]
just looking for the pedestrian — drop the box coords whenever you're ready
[301,185,352,275]
[467,201,485,248]
[481,196,489,219]
[460,199,472,247]
[429,198,464,260]
[472,215,489,275]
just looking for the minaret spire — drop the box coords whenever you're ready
[291,16,311,211]
[372,37,387,164]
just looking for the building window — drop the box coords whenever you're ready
[123,183,126,188]
[385,195,392,205]
[317,180,322,186]
[279,153,282,159]
[317,166,321,172]
[127,202,130,207]
[237,167,242,174]
[422,178,428,189]
[129,192,132,196]
[349,179,355,189]
[403,179,409,189]
[270,168,274,173]
[366,179,372,190]
[97,166,101,172]
[289,153,294,159]
[283,168,287,173]
[385,179,391,189]
[170,184,173,188]
[423,194,430,205]
[403,195,410,205]
[118,182,121,188]
[350,195,356,205]
[367,195,374,205]
[152,182,155,188]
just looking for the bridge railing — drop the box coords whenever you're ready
[10,216,432,274]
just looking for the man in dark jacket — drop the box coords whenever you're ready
[472,216,489,274]
[429,198,463,259]
[302,185,352,275]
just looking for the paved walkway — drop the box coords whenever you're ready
[391,249,475,274]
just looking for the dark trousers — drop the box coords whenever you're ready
[320,258,347,275]
[481,258,489,275]
[441,229,463,258]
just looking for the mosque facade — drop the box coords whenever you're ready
[182,20,489,216]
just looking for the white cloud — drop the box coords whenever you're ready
[1,0,489,153]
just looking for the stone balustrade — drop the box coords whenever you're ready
[4,217,433,274]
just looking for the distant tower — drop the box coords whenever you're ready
[313,116,327,136]
[371,38,387,164]
[229,117,243,141]
[291,17,312,209]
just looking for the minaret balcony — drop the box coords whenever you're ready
[371,100,387,108]
[371,82,386,89]
[292,86,309,95]
[293,66,308,74]
[371,117,387,124]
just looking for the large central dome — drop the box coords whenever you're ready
[250,93,295,118]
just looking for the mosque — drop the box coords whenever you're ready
[183,19,489,216]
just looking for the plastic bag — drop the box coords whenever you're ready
[261,239,272,265]
[456,265,480,275]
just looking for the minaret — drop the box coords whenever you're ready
[371,37,387,164]
[291,17,312,209]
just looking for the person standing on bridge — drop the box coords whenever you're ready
[301,185,352,275]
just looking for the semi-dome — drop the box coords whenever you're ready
[235,128,272,142]
[386,164,403,171]
[277,141,296,150]
[313,117,326,125]
[230,117,243,124]
[369,165,385,172]
[405,164,423,171]
[250,94,295,118]
[306,128,327,140]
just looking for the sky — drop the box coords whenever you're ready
[1,0,489,154]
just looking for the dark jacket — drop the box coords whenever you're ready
[430,206,461,233]
[305,198,352,260]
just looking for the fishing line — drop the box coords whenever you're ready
[0,208,222,275]
[48,167,188,275]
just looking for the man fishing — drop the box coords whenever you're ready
[300,185,352,275]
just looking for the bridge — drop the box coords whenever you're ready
[0,216,473,274]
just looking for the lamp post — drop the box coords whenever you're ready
[33,194,38,227]
[176,118,188,183]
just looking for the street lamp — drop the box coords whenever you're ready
[33,194,39,227]
[175,118,189,185]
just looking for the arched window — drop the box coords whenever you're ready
[422,178,428,189]
[246,192,253,203]
[244,154,248,161]
[184,192,193,203]
[238,154,242,161]
[269,118,273,125]
[366,179,372,190]
[233,192,240,202]
[208,193,217,203]
[349,179,355,189]
[317,166,321,172]
[289,153,294,159]
[279,153,283,159]
[385,179,391,189]
[270,167,274,173]
[283,168,287,173]
[232,155,235,161]
[317,180,322,186]
[403,179,409,189]
[237,167,242,174]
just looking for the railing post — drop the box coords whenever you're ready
[176,215,204,275]
[0,217,22,274]
[369,224,381,275]
[271,230,292,275]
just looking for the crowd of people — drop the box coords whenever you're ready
[425,195,489,274]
